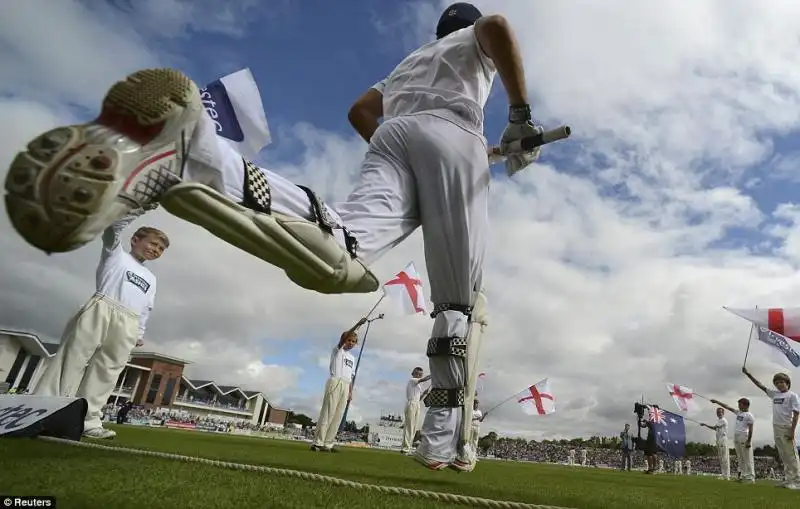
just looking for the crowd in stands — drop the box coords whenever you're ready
[486,438,781,479]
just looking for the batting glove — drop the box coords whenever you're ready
[500,104,543,177]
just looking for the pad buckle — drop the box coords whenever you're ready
[426,336,467,358]
[297,185,359,259]
[424,388,465,408]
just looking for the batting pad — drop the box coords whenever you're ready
[160,182,379,294]
[459,290,488,465]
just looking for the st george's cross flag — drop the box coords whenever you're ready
[383,262,427,315]
[516,378,555,416]
[666,383,699,413]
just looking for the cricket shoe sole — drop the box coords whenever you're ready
[4,68,203,254]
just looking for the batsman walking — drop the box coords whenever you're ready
[4,3,562,472]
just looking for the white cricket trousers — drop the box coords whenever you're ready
[35,294,139,431]
[774,424,800,484]
[188,111,490,464]
[733,437,755,481]
[313,377,350,449]
[402,400,421,452]
[716,441,731,479]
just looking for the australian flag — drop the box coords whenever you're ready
[649,406,686,458]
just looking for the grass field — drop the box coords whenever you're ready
[1,425,798,509]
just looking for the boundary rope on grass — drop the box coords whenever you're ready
[37,436,575,509]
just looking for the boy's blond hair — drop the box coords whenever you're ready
[133,226,170,248]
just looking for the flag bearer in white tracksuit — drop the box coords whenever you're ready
[35,206,167,439]
[743,368,800,488]
[311,318,366,452]
[711,396,756,483]
[401,367,431,454]
[471,399,484,454]
[701,407,730,480]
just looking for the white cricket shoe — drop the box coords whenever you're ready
[83,427,116,439]
[4,68,203,254]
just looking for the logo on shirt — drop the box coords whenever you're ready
[199,80,244,142]
[736,415,744,421]
[773,397,785,405]
[125,271,151,294]
[344,358,354,368]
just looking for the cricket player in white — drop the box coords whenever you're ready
[34,208,166,439]
[711,396,755,483]
[701,407,730,480]
[401,367,431,454]
[4,2,549,473]
[580,449,588,467]
[311,319,365,452]
[743,368,800,488]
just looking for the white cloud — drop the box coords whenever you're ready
[4,0,800,448]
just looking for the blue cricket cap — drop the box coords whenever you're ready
[436,3,483,40]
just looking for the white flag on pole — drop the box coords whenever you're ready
[200,68,271,161]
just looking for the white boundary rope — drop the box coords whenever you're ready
[37,436,576,509]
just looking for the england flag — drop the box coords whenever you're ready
[382,262,427,316]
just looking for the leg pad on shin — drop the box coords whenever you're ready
[460,291,488,453]
[161,181,378,294]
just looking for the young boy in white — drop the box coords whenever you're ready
[311,318,366,452]
[701,407,730,480]
[471,399,484,454]
[35,207,167,439]
[711,396,755,483]
[743,368,800,488]
[401,367,431,454]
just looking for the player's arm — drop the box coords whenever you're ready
[474,15,527,108]
[790,394,799,439]
[100,208,148,257]
[710,398,737,414]
[348,81,385,144]
[136,284,156,346]
[414,375,431,385]
[339,317,368,348]
[745,418,753,448]
[741,367,769,394]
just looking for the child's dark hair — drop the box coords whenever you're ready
[773,372,791,389]
[737,398,750,408]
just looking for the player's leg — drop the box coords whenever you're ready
[774,425,800,485]
[401,402,415,453]
[75,300,139,438]
[406,114,490,472]
[323,380,349,451]
[161,109,420,295]
[34,296,108,398]
[312,379,334,450]
[5,69,202,254]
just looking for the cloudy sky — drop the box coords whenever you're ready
[3,0,800,445]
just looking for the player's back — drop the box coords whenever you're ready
[380,26,496,135]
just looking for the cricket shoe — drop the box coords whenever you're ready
[4,68,203,254]
[412,451,449,471]
[83,427,116,439]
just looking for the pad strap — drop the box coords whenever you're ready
[297,185,359,259]
[424,388,464,408]
[430,303,472,319]
[241,159,271,215]
[426,336,467,358]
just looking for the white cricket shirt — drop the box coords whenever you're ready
[715,417,728,444]
[329,346,355,382]
[472,409,482,426]
[406,378,423,403]
[373,25,496,137]
[766,389,800,426]
[97,218,157,339]
[733,411,754,440]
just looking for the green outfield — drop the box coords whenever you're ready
[1,425,796,509]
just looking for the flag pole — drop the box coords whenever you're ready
[742,305,757,368]
[338,314,383,433]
